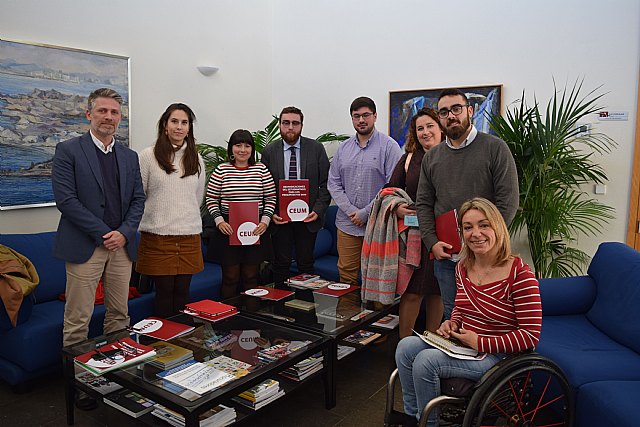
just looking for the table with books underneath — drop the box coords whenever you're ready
[62,303,329,427]
[223,274,400,409]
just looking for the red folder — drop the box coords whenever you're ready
[228,201,260,246]
[242,287,295,301]
[313,283,359,298]
[185,299,238,318]
[130,317,195,340]
[435,209,462,255]
[278,179,310,221]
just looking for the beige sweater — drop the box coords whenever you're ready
[138,145,205,235]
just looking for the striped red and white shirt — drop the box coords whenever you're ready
[450,257,542,354]
[206,162,276,225]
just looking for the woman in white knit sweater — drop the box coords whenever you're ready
[136,103,205,318]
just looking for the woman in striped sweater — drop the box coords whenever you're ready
[205,129,276,299]
[395,197,542,427]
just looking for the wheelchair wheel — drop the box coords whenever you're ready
[463,357,574,427]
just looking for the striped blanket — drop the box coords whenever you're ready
[361,187,416,304]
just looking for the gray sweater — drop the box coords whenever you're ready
[415,131,519,252]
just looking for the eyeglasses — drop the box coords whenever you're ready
[437,104,469,119]
[351,112,374,120]
[281,120,301,127]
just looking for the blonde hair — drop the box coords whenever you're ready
[458,197,512,270]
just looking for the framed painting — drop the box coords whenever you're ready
[389,84,502,147]
[0,38,129,210]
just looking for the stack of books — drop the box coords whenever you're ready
[337,344,356,360]
[157,360,235,394]
[279,353,323,381]
[181,299,238,322]
[104,389,155,418]
[74,337,156,375]
[284,299,317,312]
[342,330,381,346]
[256,340,311,364]
[152,404,236,427]
[148,341,194,370]
[232,379,285,411]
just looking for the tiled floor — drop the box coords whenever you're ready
[0,331,404,427]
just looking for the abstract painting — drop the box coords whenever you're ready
[389,84,502,147]
[0,39,129,209]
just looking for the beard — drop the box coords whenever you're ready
[444,114,471,141]
[355,123,374,136]
[281,129,301,144]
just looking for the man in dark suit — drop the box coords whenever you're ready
[52,88,145,350]
[261,106,331,288]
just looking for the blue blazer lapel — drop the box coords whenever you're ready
[299,138,307,179]
[79,132,104,193]
[113,143,129,207]
[275,141,286,180]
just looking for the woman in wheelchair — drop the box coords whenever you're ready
[395,198,542,427]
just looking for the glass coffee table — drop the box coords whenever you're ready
[224,286,399,408]
[62,313,327,426]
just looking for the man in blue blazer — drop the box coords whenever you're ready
[261,106,331,288]
[52,88,145,350]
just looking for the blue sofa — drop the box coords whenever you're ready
[536,242,640,427]
[0,232,222,389]
[0,206,341,390]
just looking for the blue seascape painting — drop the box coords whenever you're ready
[389,85,502,147]
[0,39,129,209]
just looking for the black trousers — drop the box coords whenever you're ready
[271,221,317,287]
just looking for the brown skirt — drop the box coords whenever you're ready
[136,233,204,276]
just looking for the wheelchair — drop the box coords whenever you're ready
[384,351,574,427]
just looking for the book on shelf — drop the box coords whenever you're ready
[236,378,280,402]
[337,344,356,360]
[343,330,381,346]
[206,355,253,379]
[257,340,311,363]
[284,299,317,312]
[242,286,294,301]
[287,273,320,285]
[148,341,194,370]
[313,283,359,298]
[278,179,310,222]
[182,299,238,322]
[130,317,194,341]
[371,314,400,330]
[150,377,202,401]
[435,209,462,255]
[414,330,485,360]
[316,305,363,321]
[75,371,123,395]
[160,361,235,394]
[103,389,155,418]
[152,403,236,427]
[228,201,260,246]
[74,337,156,375]
[280,353,323,381]
[233,379,284,410]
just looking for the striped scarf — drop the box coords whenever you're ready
[360,187,413,304]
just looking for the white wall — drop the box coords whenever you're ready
[0,0,274,233]
[1,0,639,265]
[271,0,640,261]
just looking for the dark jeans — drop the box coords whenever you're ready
[271,222,317,288]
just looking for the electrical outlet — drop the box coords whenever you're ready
[576,123,592,136]
[594,184,606,195]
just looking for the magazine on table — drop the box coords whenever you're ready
[74,337,156,375]
[161,361,235,394]
[103,389,155,418]
[130,317,194,340]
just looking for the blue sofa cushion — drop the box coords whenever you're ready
[536,315,640,388]
[314,229,332,258]
[586,242,640,354]
[576,381,640,427]
[538,276,596,316]
[0,232,67,303]
[323,205,338,256]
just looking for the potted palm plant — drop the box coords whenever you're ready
[490,79,616,278]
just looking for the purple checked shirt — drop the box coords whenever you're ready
[328,129,403,236]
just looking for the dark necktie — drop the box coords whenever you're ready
[289,146,297,179]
